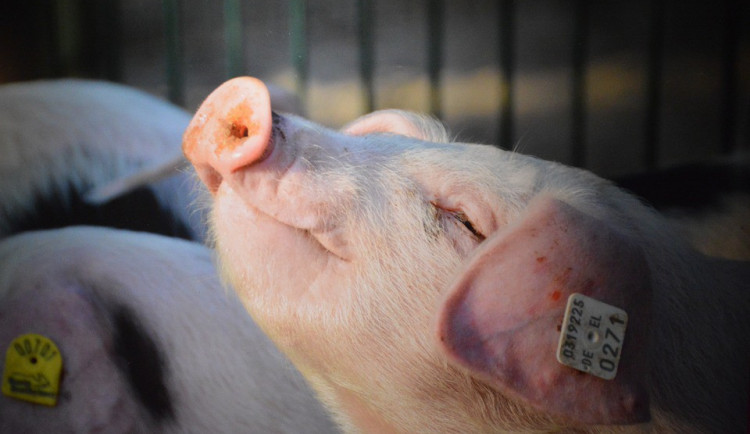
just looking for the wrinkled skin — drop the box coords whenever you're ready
[184,77,750,433]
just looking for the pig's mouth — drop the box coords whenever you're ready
[305,227,352,262]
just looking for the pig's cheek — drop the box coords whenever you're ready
[212,185,339,307]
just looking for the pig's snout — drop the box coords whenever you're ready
[183,77,273,193]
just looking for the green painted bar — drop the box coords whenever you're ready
[96,0,122,82]
[720,0,741,154]
[571,0,588,168]
[53,0,82,76]
[426,0,444,119]
[224,0,244,79]
[644,0,664,169]
[162,0,185,105]
[498,0,515,149]
[356,0,375,113]
[290,0,309,107]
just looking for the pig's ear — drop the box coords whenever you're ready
[84,156,187,205]
[342,110,449,142]
[436,195,651,425]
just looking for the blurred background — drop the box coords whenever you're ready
[2,0,748,178]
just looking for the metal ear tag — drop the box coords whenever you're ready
[556,293,628,380]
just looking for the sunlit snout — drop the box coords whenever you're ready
[182,76,273,194]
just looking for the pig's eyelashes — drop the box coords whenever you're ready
[431,202,485,242]
[453,210,485,241]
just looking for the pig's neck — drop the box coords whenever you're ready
[647,254,750,433]
[331,386,404,434]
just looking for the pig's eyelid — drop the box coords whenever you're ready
[453,210,485,240]
[430,202,485,241]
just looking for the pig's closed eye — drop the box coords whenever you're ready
[452,210,484,240]
[431,202,485,243]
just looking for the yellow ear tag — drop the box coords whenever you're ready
[2,334,63,406]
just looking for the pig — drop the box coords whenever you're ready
[82,83,304,216]
[0,79,206,241]
[183,77,750,433]
[0,79,303,243]
[0,226,336,433]
[616,160,750,261]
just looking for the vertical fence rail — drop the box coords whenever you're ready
[356,0,375,113]
[151,0,741,166]
[571,0,588,167]
[290,0,309,108]
[90,0,122,82]
[498,0,515,149]
[163,0,185,105]
[224,0,244,79]
[426,0,444,119]
[645,0,665,169]
[720,0,741,154]
[53,0,82,77]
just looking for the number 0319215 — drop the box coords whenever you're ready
[556,293,628,380]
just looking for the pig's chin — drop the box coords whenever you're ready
[211,183,349,305]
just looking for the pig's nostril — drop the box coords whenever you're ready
[229,121,249,139]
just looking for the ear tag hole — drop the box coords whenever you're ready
[586,330,600,344]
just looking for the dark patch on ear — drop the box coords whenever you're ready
[7,182,194,239]
[111,305,175,422]
[616,162,750,214]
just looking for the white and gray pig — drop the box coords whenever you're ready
[183,77,750,433]
[0,79,204,241]
[0,226,335,433]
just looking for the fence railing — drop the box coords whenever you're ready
[6,0,747,174]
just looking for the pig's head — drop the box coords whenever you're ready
[183,77,653,432]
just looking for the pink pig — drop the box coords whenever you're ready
[184,77,750,433]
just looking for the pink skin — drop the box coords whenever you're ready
[184,77,750,433]
[184,78,495,432]
[438,197,651,424]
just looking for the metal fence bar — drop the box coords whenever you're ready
[426,0,444,119]
[53,0,82,77]
[290,0,309,108]
[571,0,588,167]
[720,0,742,154]
[88,0,122,81]
[498,0,515,149]
[163,0,185,105]
[224,0,244,78]
[356,0,375,113]
[33,2,60,78]
[644,0,665,169]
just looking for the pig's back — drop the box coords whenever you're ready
[0,226,335,433]
[0,79,202,240]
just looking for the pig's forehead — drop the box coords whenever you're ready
[334,128,554,200]
[396,142,541,188]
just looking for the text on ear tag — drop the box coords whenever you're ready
[556,293,628,380]
[2,333,63,406]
